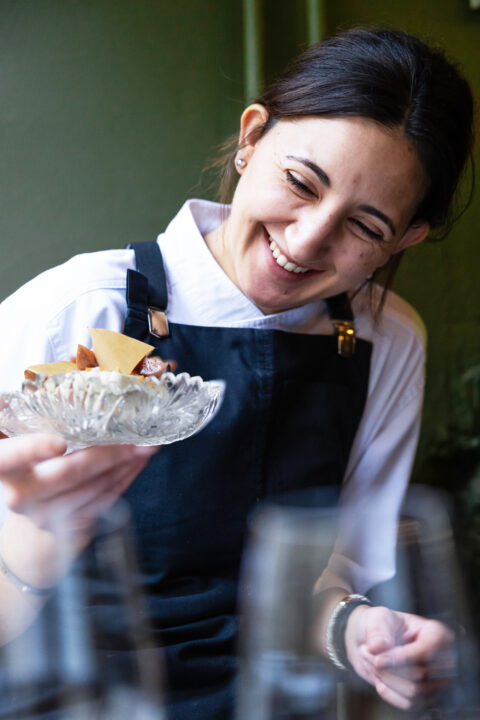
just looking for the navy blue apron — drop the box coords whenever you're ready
[119,242,372,720]
[0,241,372,720]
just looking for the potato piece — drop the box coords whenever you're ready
[76,344,98,371]
[133,355,178,378]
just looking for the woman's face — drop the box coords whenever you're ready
[205,109,429,315]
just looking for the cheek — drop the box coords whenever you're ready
[237,170,293,218]
[339,244,386,278]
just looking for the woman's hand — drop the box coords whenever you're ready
[345,604,456,710]
[0,433,156,532]
[0,434,157,583]
[0,434,157,642]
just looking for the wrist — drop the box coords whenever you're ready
[344,602,371,665]
[0,512,89,593]
[325,593,372,670]
[0,550,52,597]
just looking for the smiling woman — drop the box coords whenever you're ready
[214,26,474,312]
[0,25,476,720]
[205,112,430,314]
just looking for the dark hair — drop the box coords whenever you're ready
[215,27,475,293]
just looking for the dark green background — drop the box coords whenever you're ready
[0,0,479,474]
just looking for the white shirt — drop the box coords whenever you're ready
[0,199,426,592]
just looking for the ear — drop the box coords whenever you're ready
[393,220,430,254]
[238,103,270,160]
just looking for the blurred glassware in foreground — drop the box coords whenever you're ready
[236,502,339,720]
[0,501,166,720]
[369,485,480,720]
[235,486,480,720]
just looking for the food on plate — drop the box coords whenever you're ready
[0,328,221,449]
[24,361,77,379]
[89,328,155,374]
[24,328,177,382]
[76,344,98,371]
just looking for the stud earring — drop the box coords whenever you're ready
[236,156,247,170]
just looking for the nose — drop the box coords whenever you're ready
[285,205,339,265]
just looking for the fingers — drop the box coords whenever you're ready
[374,674,421,710]
[32,444,154,495]
[363,609,398,655]
[374,666,454,710]
[27,453,153,530]
[345,605,402,685]
[0,434,67,477]
[346,606,457,712]
[374,619,455,669]
[354,605,403,655]
[366,631,396,655]
[2,440,158,522]
[71,457,149,522]
[370,614,457,711]
[348,644,379,687]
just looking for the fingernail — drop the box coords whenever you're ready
[47,435,67,451]
[34,456,66,479]
[133,445,159,457]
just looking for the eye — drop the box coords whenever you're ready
[285,170,316,197]
[349,218,384,242]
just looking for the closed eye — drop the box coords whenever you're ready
[286,170,315,197]
[350,218,384,241]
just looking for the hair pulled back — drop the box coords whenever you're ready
[255,27,475,236]
[218,27,475,242]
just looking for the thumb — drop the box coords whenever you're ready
[367,632,395,655]
[365,611,398,655]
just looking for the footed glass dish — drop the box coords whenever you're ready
[0,370,225,450]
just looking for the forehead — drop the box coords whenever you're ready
[267,116,418,167]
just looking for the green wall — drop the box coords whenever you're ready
[0,0,243,300]
[1,0,479,476]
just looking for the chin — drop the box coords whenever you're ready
[250,294,299,315]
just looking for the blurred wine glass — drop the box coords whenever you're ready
[235,486,480,720]
[236,501,340,720]
[0,501,166,720]
[366,485,480,720]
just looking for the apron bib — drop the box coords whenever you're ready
[120,242,372,719]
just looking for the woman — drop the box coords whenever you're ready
[0,26,475,719]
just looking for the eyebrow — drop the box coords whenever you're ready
[287,154,397,236]
[286,155,331,187]
[358,205,396,235]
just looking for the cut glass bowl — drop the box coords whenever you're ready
[0,370,225,450]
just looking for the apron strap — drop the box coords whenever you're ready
[125,241,170,339]
[127,241,168,310]
[324,293,356,357]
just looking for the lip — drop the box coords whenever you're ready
[263,229,322,279]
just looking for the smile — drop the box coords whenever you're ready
[269,239,310,274]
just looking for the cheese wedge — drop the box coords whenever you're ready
[25,361,76,377]
[89,328,154,374]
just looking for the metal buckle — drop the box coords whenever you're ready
[332,320,356,357]
[148,308,169,339]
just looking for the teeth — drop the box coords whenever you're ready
[269,239,309,274]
